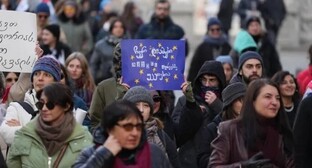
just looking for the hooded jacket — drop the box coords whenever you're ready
[172,61,226,168]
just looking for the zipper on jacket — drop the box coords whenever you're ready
[48,157,52,168]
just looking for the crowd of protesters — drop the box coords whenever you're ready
[0,0,311,167]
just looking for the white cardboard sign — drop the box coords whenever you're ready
[0,10,37,73]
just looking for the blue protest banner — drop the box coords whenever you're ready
[121,39,185,90]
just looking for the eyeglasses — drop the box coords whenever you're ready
[153,96,161,103]
[116,123,144,132]
[38,14,49,19]
[209,28,221,32]
[6,78,18,83]
[36,101,55,110]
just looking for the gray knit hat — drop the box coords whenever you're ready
[238,51,263,71]
[123,86,154,114]
[222,82,246,109]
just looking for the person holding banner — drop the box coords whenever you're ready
[0,56,62,145]
[172,60,226,168]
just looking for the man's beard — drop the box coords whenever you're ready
[242,74,260,84]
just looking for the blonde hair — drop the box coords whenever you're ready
[65,52,95,91]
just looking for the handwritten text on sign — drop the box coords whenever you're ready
[0,10,37,72]
[121,39,185,90]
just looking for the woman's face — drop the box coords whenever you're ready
[254,84,280,119]
[38,92,66,125]
[32,71,55,92]
[150,91,161,114]
[208,25,221,38]
[135,102,151,122]
[279,75,296,98]
[231,98,243,116]
[108,116,142,150]
[66,58,83,80]
[64,5,76,18]
[42,29,56,45]
[111,21,125,38]
[5,72,18,88]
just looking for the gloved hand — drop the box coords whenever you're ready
[240,152,271,168]
[181,81,195,102]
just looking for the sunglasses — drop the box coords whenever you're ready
[38,14,49,19]
[36,101,55,110]
[116,123,144,132]
[153,96,161,103]
[209,28,221,32]
[6,77,18,83]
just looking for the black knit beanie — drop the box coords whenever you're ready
[222,82,246,109]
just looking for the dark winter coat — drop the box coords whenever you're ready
[73,127,171,168]
[154,111,177,141]
[209,119,294,167]
[253,33,282,78]
[217,0,234,34]
[197,114,222,168]
[172,61,226,168]
[188,37,231,81]
[135,15,185,40]
[293,94,312,167]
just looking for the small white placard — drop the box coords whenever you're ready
[0,10,37,73]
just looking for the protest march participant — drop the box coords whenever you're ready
[271,71,301,128]
[188,17,231,81]
[90,18,127,84]
[0,56,62,145]
[73,100,171,168]
[65,52,95,108]
[229,51,263,86]
[172,60,226,168]
[150,90,176,141]
[41,24,72,65]
[209,79,294,167]
[6,83,92,167]
[197,82,246,168]
[89,43,123,130]
[293,82,312,167]
[123,86,181,168]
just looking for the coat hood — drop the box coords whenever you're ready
[193,60,226,95]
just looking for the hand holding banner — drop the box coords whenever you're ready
[121,39,185,90]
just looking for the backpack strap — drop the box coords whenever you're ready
[17,101,38,119]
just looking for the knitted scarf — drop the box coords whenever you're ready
[114,142,151,168]
[145,118,166,153]
[35,112,75,156]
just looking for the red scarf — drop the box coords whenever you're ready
[114,142,151,168]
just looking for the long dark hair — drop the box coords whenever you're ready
[271,71,301,102]
[240,78,293,155]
